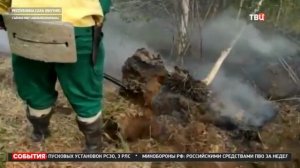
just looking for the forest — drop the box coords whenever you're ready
[0,0,300,168]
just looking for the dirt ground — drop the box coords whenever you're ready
[0,55,300,168]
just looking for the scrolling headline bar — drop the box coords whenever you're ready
[7,153,291,162]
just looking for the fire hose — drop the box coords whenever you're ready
[104,73,126,89]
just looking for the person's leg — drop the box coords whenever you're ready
[55,27,105,152]
[12,54,58,141]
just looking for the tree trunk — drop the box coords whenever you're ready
[176,0,189,66]
[275,0,283,27]
[236,0,244,20]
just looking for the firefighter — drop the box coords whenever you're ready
[0,0,111,153]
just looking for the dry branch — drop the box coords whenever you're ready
[201,0,265,86]
[202,25,246,86]
[203,0,214,23]
[278,57,300,87]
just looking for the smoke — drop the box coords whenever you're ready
[186,9,299,129]
[211,70,277,129]
[198,9,298,62]
[103,12,173,78]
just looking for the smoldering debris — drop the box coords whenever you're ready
[120,48,278,134]
[120,48,169,107]
[152,67,213,124]
[164,66,211,103]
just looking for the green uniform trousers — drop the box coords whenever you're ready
[12,27,105,118]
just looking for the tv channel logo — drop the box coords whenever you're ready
[249,13,265,21]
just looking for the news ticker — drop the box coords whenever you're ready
[0,152,292,162]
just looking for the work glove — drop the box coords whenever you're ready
[0,15,6,30]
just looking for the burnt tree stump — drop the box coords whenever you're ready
[120,48,168,107]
